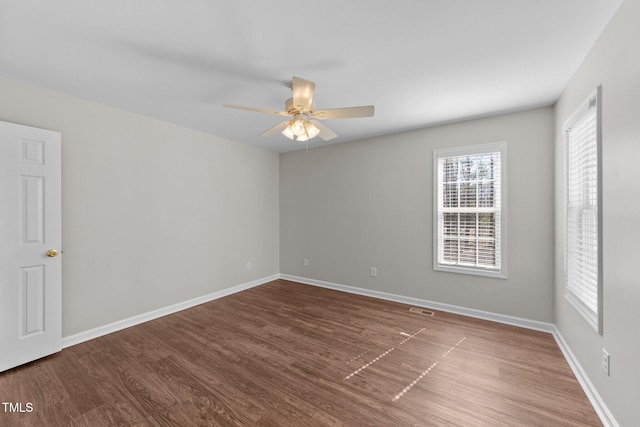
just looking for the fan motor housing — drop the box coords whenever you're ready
[285,97,314,115]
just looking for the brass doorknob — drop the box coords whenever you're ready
[46,249,59,257]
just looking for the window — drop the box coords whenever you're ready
[564,87,602,334]
[433,142,507,278]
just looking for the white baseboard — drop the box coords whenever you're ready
[552,327,619,427]
[61,274,279,349]
[280,274,555,333]
[280,274,618,427]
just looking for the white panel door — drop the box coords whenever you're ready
[0,120,62,372]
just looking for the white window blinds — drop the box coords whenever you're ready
[434,142,507,278]
[564,87,602,333]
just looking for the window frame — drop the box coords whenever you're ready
[433,141,508,279]
[563,86,603,334]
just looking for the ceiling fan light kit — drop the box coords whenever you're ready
[223,76,374,144]
[280,115,320,141]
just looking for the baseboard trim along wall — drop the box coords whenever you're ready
[280,274,619,427]
[552,327,619,427]
[279,274,555,333]
[61,274,279,349]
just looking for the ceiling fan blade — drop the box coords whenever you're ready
[310,120,337,141]
[259,121,290,136]
[291,76,315,112]
[223,103,290,116]
[311,105,375,120]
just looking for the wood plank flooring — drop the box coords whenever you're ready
[0,280,602,426]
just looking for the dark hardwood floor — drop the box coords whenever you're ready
[0,280,602,426]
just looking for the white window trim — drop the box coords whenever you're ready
[433,141,508,279]
[563,86,603,334]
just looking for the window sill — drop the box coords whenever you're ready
[434,264,507,279]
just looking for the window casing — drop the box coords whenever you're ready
[433,142,507,278]
[564,87,602,334]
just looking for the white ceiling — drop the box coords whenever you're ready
[0,0,623,152]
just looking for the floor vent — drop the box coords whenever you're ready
[409,307,434,316]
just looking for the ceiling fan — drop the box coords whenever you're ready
[223,76,374,142]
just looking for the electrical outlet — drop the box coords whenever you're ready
[370,267,377,277]
[602,349,610,376]
[304,258,309,267]
[246,261,252,270]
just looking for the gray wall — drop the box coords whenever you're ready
[554,0,640,425]
[0,75,280,337]
[280,107,555,322]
